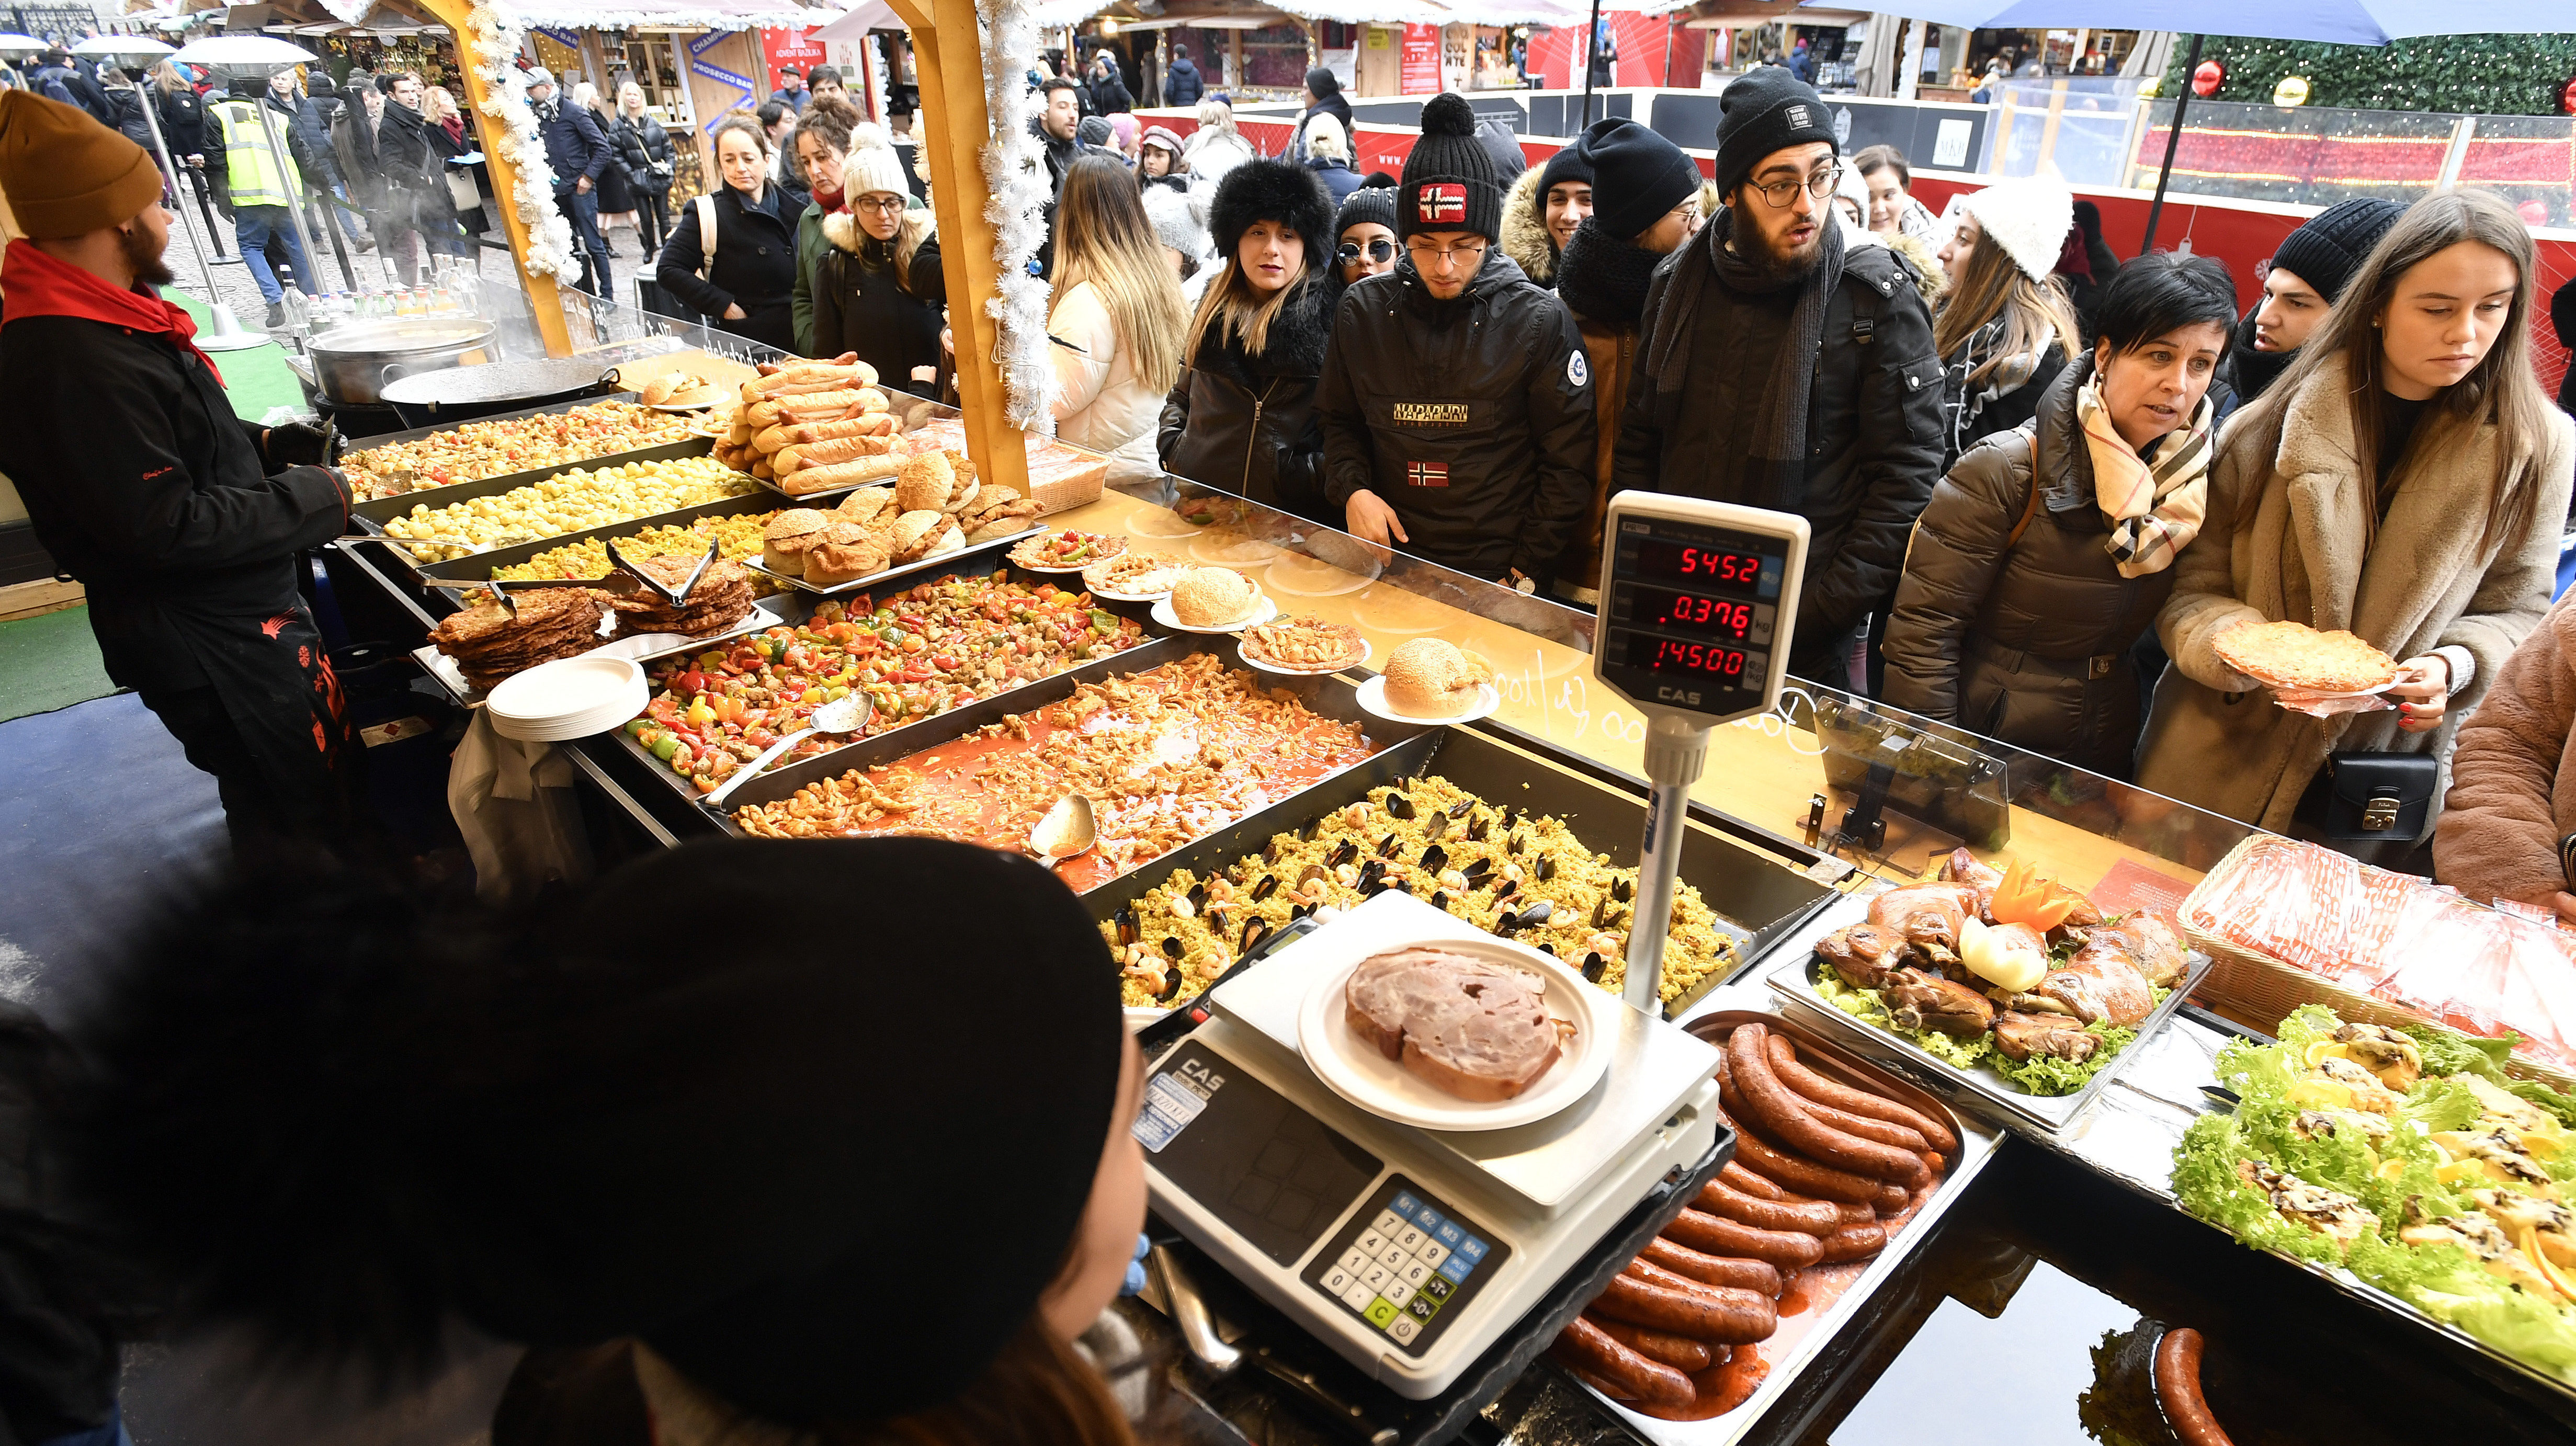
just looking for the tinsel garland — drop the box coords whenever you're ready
[465,0,584,284]
[868,34,893,129]
[975,0,1059,431]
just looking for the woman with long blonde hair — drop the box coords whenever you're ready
[2139,189,2576,853]
[1048,154,1188,476]
[1932,176,2084,471]
[1159,159,1336,518]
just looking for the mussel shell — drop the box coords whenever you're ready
[1358,858,1387,887]
[1613,876,1635,903]
[1462,857,1494,882]
[1423,812,1448,843]
[1187,881,1208,907]
[1491,912,1521,938]
[1241,918,1269,953]
[1503,806,1522,831]
[1467,814,1490,841]
[1329,840,1359,867]
[1263,839,1284,864]
[1162,936,1184,959]
[1289,901,1313,921]
[1420,844,1449,874]
[1298,817,1322,841]
[1582,951,1608,982]
[1448,798,1474,818]
[1385,792,1416,819]
[1431,891,1449,911]
[1491,879,1518,905]
[1590,896,1608,928]
[1377,832,1402,858]
[1115,905,1140,945]
[1299,862,1333,887]
[1507,832,1524,855]
[1537,942,1558,956]
[1382,878,1411,896]
[1535,855,1556,881]
[1517,900,1554,927]
[1252,874,1279,902]
[1164,964,1184,997]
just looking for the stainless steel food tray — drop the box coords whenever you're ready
[344,394,713,524]
[1572,992,2001,1446]
[1761,894,2216,1134]
[410,493,784,596]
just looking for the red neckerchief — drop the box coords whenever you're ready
[1,238,224,385]
[813,182,845,215]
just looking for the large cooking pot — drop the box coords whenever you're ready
[306,317,499,406]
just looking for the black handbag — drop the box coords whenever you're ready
[2311,752,2441,841]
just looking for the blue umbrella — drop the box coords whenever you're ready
[1810,3,2576,251]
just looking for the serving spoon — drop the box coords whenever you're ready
[702,691,872,809]
[1030,793,1099,864]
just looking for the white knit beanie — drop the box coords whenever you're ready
[844,140,909,202]
[1956,175,2072,284]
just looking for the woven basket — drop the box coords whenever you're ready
[2178,836,2576,1093]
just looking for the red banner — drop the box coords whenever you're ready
[1400,24,1440,95]
[761,27,829,95]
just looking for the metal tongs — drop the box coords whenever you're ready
[484,537,718,617]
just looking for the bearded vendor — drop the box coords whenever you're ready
[0,92,360,853]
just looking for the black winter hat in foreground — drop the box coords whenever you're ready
[1712,65,1836,199]
[1574,117,1702,244]
[68,837,1125,1427]
[2269,197,2407,304]
[1211,156,1335,261]
[1400,92,1503,243]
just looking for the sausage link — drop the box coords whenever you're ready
[1552,1317,1694,1410]
[1719,1090,1891,1205]
[1592,1270,1778,1345]
[1639,1237,1783,1297]
[1874,1181,1912,1215]
[1625,1256,1779,1315]
[1817,1220,1888,1262]
[1763,1033,1959,1153]
[2153,1328,2236,1446]
[1591,1315,1714,1373]
[1661,1206,1825,1268]
[1697,1179,1841,1236]
[1719,1161,1785,1199]
[1727,1026,1927,1185]
[1791,1094,1932,1154]
[1774,1186,1878,1226]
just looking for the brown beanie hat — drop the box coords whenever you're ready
[0,90,162,239]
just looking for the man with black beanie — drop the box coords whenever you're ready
[2227,197,2405,405]
[1615,66,1943,690]
[1317,92,1594,589]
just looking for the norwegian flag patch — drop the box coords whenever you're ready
[1416,183,1467,226]
[1406,460,1450,488]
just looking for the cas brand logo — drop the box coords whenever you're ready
[1655,685,1704,706]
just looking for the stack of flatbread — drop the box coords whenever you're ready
[604,555,757,637]
[432,589,606,690]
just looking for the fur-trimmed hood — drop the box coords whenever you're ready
[822,206,933,259]
[1501,166,1557,288]
[1885,229,1946,306]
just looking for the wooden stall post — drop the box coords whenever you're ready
[418,0,574,358]
[886,0,1031,503]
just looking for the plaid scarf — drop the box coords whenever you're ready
[2079,373,2214,578]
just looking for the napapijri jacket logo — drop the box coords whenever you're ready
[1416,183,1466,226]
[1406,461,1450,487]
[1387,401,1474,426]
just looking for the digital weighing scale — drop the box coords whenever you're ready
[1589,495,1811,1011]
[1136,496,1813,1415]
[1141,892,1726,1400]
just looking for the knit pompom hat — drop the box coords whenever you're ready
[1955,174,2074,284]
[1334,185,1398,243]
[843,137,909,201]
[1399,92,1502,243]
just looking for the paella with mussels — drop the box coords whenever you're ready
[1108,776,1741,1009]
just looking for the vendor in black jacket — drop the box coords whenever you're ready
[0,93,359,853]
[1613,68,1944,691]
[1315,94,1593,589]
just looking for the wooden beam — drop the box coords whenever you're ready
[888,0,1031,504]
[417,0,574,360]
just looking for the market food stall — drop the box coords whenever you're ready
[293,2,2576,1441]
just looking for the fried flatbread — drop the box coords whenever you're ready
[2214,621,2399,692]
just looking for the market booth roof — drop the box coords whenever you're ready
[1811,0,2576,45]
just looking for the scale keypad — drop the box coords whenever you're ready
[1300,1177,1507,1357]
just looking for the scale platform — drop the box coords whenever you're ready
[1139,892,1726,1402]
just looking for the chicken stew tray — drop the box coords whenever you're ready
[1761,889,2214,1134]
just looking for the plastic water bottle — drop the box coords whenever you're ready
[282,287,309,336]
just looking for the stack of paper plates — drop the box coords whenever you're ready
[485,656,648,743]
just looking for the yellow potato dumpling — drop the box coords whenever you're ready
[376,455,753,563]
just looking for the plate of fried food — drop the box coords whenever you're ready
[2213,620,2399,697]
[1082,549,1188,601]
[1010,529,1126,573]
[1238,615,1370,675]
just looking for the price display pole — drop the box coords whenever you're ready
[1590,495,1810,1012]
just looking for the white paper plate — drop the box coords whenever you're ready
[1239,634,1370,676]
[1150,593,1279,635]
[1088,575,1183,602]
[1264,553,1376,597]
[1295,936,1610,1132]
[1354,675,1499,726]
[487,659,649,742]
